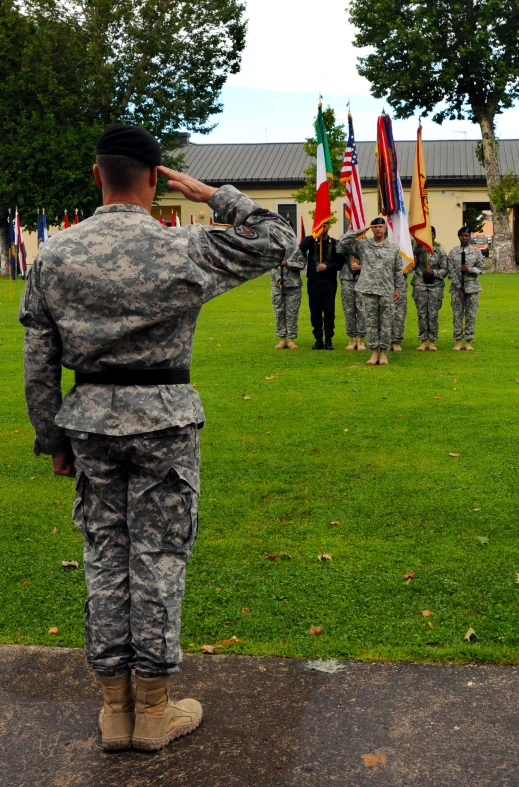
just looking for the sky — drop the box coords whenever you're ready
[188,0,519,145]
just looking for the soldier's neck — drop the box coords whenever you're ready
[102,190,153,213]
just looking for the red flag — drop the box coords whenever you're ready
[300,216,306,242]
[15,210,27,275]
[74,208,79,225]
[63,210,70,229]
[159,210,167,226]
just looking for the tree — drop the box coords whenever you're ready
[293,106,347,223]
[463,209,486,234]
[0,0,246,243]
[348,0,519,272]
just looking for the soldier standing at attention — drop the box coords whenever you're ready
[339,251,367,351]
[412,226,448,351]
[270,248,305,349]
[338,218,404,366]
[19,125,296,753]
[447,227,485,350]
[299,221,344,350]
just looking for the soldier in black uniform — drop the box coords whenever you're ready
[300,222,344,349]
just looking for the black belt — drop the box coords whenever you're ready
[75,369,190,386]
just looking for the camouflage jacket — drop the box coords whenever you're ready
[20,185,296,455]
[447,245,485,294]
[270,249,305,289]
[339,253,361,283]
[337,230,405,297]
[412,242,448,290]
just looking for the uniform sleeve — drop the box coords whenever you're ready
[299,236,313,257]
[337,230,364,258]
[467,249,485,276]
[287,249,306,271]
[447,250,457,280]
[393,250,405,290]
[189,185,296,302]
[19,258,69,456]
[433,248,448,280]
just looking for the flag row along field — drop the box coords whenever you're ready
[1,274,519,663]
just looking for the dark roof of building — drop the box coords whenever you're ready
[183,139,519,188]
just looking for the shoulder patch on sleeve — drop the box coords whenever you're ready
[235,225,258,239]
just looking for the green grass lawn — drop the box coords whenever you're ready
[1,274,519,664]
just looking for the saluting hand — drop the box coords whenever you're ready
[158,166,217,203]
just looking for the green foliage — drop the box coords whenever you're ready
[3,275,519,664]
[293,106,347,223]
[488,172,519,210]
[0,0,246,230]
[463,209,486,233]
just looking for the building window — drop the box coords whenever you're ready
[278,204,297,232]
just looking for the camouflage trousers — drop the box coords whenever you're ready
[361,293,393,350]
[412,286,444,341]
[451,291,479,341]
[340,279,366,338]
[391,278,408,344]
[271,286,302,339]
[68,424,200,677]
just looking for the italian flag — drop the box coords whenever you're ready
[312,101,333,238]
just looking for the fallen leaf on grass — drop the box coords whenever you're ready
[361,753,387,768]
[61,560,79,570]
[306,658,344,674]
[30,476,36,480]
[279,552,292,560]
[201,645,215,654]
[49,527,57,536]
[403,571,415,580]
[433,396,441,400]
[421,610,433,617]
[242,608,249,614]
[48,627,59,635]
[428,621,434,628]
[330,520,340,526]
[192,382,198,388]
[477,536,489,545]
[215,636,244,648]
[266,555,279,561]
[242,395,251,400]
[258,415,264,420]
[449,453,460,458]
[395,415,404,419]
[14,429,20,433]
[343,428,349,432]
[309,626,323,636]
[473,508,481,512]
[311,448,321,453]
[515,572,519,584]
[216,587,223,591]
[265,375,278,381]
[464,627,477,642]
[275,765,284,770]
[20,580,30,586]
[318,554,333,561]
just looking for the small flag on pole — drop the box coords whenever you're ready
[311,100,333,239]
[159,210,167,226]
[15,209,27,277]
[300,216,306,242]
[41,209,48,244]
[409,123,433,254]
[63,210,70,229]
[74,208,80,225]
[8,209,17,281]
[341,113,366,231]
[175,213,181,227]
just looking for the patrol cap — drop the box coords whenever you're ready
[96,125,162,166]
[371,217,386,225]
[458,226,471,236]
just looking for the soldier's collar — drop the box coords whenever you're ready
[94,203,150,216]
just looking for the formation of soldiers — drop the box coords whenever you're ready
[271,220,486,363]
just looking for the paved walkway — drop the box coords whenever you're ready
[1,645,518,786]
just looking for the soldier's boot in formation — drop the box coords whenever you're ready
[286,338,298,350]
[312,338,324,350]
[391,344,403,352]
[132,675,203,752]
[417,342,427,351]
[98,672,134,751]
[379,350,389,365]
[324,338,334,350]
[345,338,357,351]
[453,341,463,351]
[428,342,438,352]
[464,341,475,351]
[274,337,287,350]
[366,350,379,366]
[357,338,366,351]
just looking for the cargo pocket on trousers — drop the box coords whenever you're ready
[160,467,199,556]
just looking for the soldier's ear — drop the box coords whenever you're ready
[149,167,158,189]
[93,164,103,189]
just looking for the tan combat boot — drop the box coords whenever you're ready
[417,342,427,351]
[274,337,286,350]
[345,338,357,351]
[464,341,475,351]
[357,338,366,351]
[132,675,203,752]
[428,342,438,352]
[286,338,298,350]
[379,350,389,365]
[98,672,134,751]
[366,350,379,366]
[453,341,463,351]
[391,343,402,352]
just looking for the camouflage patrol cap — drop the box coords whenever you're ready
[96,125,162,166]
[371,217,386,225]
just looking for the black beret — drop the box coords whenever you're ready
[96,125,162,166]
[371,217,386,225]
[431,226,436,233]
[458,226,471,236]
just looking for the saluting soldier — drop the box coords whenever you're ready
[19,125,296,752]
[339,252,367,351]
[447,227,485,350]
[412,226,448,351]
[338,217,404,365]
[270,248,305,349]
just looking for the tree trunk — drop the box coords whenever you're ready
[0,224,8,275]
[479,115,517,272]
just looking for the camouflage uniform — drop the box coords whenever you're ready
[411,243,448,341]
[337,230,404,350]
[391,274,408,345]
[20,185,295,676]
[339,255,366,338]
[270,249,305,339]
[447,245,485,341]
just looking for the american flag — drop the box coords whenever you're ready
[340,113,366,231]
